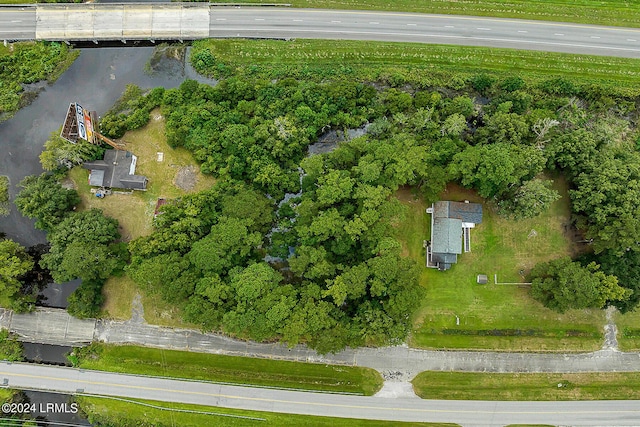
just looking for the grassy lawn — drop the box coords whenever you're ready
[100,275,198,328]
[75,343,383,395]
[395,181,605,351]
[194,39,640,93]
[68,110,215,242]
[412,371,640,400]
[614,309,640,351]
[221,0,640,28]
[76,395,454,427]
[68,110,215,326]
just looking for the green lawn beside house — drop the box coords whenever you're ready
[395,181,605,351]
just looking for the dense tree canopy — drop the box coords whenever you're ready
[40,132,104,171]
[0,239,34,311]
[40,209,121,283]
[0,176,8,216]
[90,66,640,349]
[530,257,631,312]
[14,173,80,231]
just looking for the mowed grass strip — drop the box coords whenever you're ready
[76,395,456,427]
[395,181,605,352]
[196,39,640,91]
[412,371,640,401]
[76,344,383,395]
[222,0,640,28]
[614,309,640,351]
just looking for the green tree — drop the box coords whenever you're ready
[188,216,262,275]
[477,109,530,145]
[55,241,119,283]
[595,249,640,313]
[498,178,560,219]
[0,176,8,216]
[441,113,467,137]
[67,279,105,319]
[0,239,34,309]
[14,173,80,231]
[530,257,631,312]
[0,329,23,361]
[449,143,545,199]
[570,151,640,254]
[40,209,120,282]
[39,132,104,171]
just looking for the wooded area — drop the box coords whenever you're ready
[6,44,640,351]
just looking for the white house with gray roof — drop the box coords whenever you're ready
[426,201,483,271]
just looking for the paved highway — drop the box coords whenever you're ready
[209,7,640,58]
[0,7,35,40]
[2,5,640,58]
[2,361,640,426]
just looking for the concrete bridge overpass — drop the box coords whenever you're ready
[2,4,640,58]
[1,3,211,42]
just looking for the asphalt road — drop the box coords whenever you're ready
[2,361,640,426]
[2,5,640,58]
[209,7,640,58]
[0,7,35,40]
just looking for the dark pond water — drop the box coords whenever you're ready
[0,45,215,307]
[0,46,210,246]
[21,390,92,426]
[23,343,73,366]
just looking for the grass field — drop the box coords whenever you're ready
[68,111,215,325]
[68,110,215,242]
[193,39,640,93]
[412,371,640,400]
[100,274,199,328]
[76,395,454,427]
[614,309,640,351]
[226,0,640,28]
[395,181,605,351]
[75,343,383,395]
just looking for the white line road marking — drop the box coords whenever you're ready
[10,20,21,23]
[369,22,379,24]
[254,18,265,21]
[214,27,640,54]
[292,19,303,22]
[477,27,491,31]
[445,25,454,28]
[518,30,527,33]
[591,36,600,39]
[407,23,417,26]
[555,33,564,36]
[215,18,226,21]
[331,20,341,23]
[627,38,637,41]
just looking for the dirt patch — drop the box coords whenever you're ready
[174,166,197,191]
[60,177,77,190]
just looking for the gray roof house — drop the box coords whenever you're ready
[426,201,482,271]
[82,150,148,190]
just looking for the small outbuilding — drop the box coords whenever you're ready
[82,149,148,190]
[477,274,488,284]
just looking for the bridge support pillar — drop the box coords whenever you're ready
[3,40,6,47]
[93,40,98,45]
[121,39,127,44]
[65,40,70,46]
